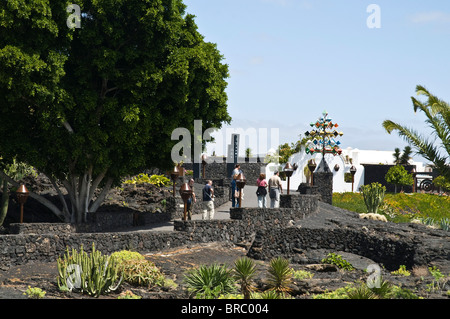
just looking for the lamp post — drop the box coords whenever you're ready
[350,165,357,192]
[284,163,294,195]
[235,173,246,208]
[16,184,29,224]
[179,182,193,221]
[201,154,207,179]
[307,159,317,186]
[170,165,179,197]
[412,168,417,193]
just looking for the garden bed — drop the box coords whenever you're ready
[0,242,448,300]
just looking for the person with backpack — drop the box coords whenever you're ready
[256,173,268,208]
[230,164,242,208]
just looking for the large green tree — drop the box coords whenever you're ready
[383,85,450,182]
[0,0,230,223]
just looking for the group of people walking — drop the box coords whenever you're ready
[232,164,283,209]
[186,178,215,221]
[256,169,283,209]
[185,164,284,221]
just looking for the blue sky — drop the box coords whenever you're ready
[183,0,450,162]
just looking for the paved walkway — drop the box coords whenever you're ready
[148,185,259,232]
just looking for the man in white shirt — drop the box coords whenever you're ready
[268,171,283,208]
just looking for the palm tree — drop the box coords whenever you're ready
[393,148,401,165]
[400,146,413,165]
[383,85,450,181]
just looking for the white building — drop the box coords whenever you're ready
[264,147,427,193]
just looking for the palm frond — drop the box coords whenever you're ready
[382,119,450,180]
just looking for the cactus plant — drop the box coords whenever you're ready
[360,182,386,214]
[57,243,122,297]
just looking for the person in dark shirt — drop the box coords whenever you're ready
[186,178,196,220]
[202,180,214,220]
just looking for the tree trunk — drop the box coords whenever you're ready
[0,170,70,222]
[63,169,113,225]
[0,179,9,226]
[0,168,113,225]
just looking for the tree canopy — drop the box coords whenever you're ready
[385,165,413,194]
[0,0,230,223]
[383,85,449,182]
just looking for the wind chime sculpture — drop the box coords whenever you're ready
[304,111,343,171]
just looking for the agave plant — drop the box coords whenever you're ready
[440,218,450,231]
[233,257,257,299]
[184,264,236,299]
[266,257,293,294]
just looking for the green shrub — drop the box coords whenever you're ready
[120,259,166,288]
[253,290,292,299]
[117,290,142,299]
[433,175,450,192]
[110,250,145,263]
[23,286,46,299]
[312,285,353,299]
[391,265,411,276]
[321,253,355,271]
[387,286,420,299]
[149,174,172,187]
[333,192,450,225]
[123,173,172,187]
[292,269,314,280]
[385,165,413,193]
[111,250,168,288]
[184,264,236,299]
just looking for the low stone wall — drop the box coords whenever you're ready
[0,194,319,270]
[1,193,448,273]
[0,230,188,270]
[8,223,75,235]
[248,226,416,271]
[172,195,320,246]
[247,202,450,271]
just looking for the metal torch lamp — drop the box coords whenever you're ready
[308,159,317,186]
[170,165,180,197]
[284,163,294,195]
[16,184,29,224]
[350,165,357,192]
[179,182,193,221]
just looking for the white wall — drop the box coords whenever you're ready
[264,147,426,193]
